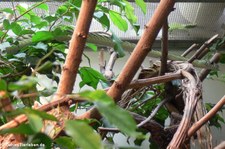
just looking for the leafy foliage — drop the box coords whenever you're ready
[79,90,142,138]
[65,120,103,149]
[79,67,107,89]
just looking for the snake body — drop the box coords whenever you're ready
[3,32,216,69]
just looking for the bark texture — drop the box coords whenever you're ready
[55,0,97,99]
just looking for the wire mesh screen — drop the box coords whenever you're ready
[0,2,225,41]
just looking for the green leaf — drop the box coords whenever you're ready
[56,5,68,16]
[0,123,36,135]
[20,29,34,35]
[109,10,128,31]
[55,136,77,149]
[111,31,125,57]
[94,11,110,30]
[44,15,58,24]
[124,1,137,23]
[32,31,54,42]
[3,19,10,30]
[135,0,147,14]
[33,42,48,51]
[34,21,48,29]
[16,4,35,19]
[11,22,22,36]
[4,108,57,121]
[8,76,37,91]
[86,43,97,52]
[65,120,103,149]
[30,15,41,24]
[36,3,49,11]
[37,61,53,73]
[0,79,7,91]
[27,113,43,133]
[79,90,142,138]
[220,54,225,63]
[1,8,14,14]
[0,31,4,38]
[28,133,52,148]
[79,67,107,89]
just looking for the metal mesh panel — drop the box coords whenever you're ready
[0,2,224,41]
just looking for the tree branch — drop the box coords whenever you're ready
[129,72,183,89]
[188,34,218,63]
[137,98,170,127]
[159,19,168,75]
[55,0,97,99]
[181,43,198,57]
[188,95,225,138]
[77,0,175,120]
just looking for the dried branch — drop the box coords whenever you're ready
[129,72,182,89]
[188,34,218,63]
[168,68,201,149]
[98,127,120,133]
[188,95,225,138]
[160,19,169,75]
[181,43,198,57]
[137,98,170,128]
[99,49,105,74]
[197,48,209,59]
[199,53,221,81]
[104,50,118,80]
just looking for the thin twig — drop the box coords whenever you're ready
[32,49,55,75]
[197,48,209,59]
[199,53,220,81]
[181,43,198,57]
[0,93,85,131]
[15,0,49,21]
[98,127,120,133]
[159,19,168,75]
[129,72,183,89]
[11,0,17,20]
[99,49,105,74]
[137,98,170,128]
[188,95,225,138]
[130,92,160,111]
[188,34,218,63]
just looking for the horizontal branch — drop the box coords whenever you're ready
[129,72,183,89]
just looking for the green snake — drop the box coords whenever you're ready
[4,32,216,70]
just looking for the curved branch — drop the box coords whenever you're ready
[188,95,225,138]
